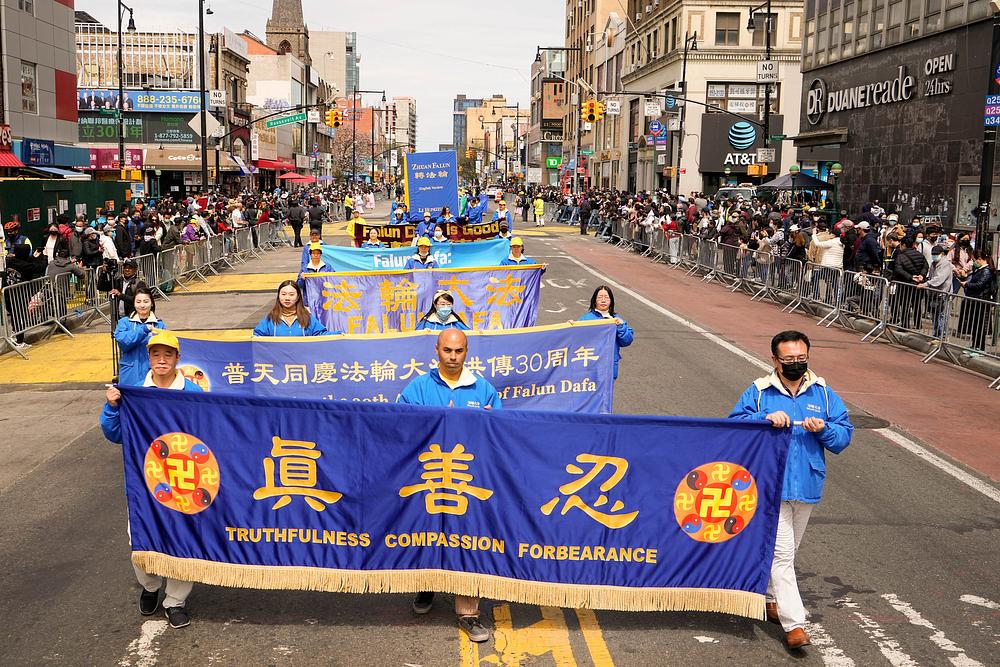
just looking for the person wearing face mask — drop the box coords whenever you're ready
[405,237,437,269]
[430,226,449,244]
[949,234,974,293]
[919,245,953,338]
[913,229,932,265]
[414,211,437,243]
[415,291,470,330]
[41,224,66,264]
[959,250,997,351]
[729,330,853,650]
[576,286,634,380]
[114,286,167,386]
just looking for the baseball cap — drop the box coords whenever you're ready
[423,211,432,218]
[308,242,323,252]
[788,224,800,232]
[856,221,870,230]
[510,237,523,246]
[147,330,180,352]
[416,237,432,247]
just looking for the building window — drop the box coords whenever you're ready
[968,0,989,20]
[715,12,740,46]
[751,13,778,46]
[21,62,37,114]
[671,18,678,51]
[18,0,33,13]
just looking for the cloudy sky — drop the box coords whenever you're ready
[82,0,566,150]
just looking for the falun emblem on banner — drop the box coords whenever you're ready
[673,462,757,543]
[144,432,220,515]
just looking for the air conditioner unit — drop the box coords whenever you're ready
[635,13,641,21]
[646,4,653,13]
[586,45,592,52]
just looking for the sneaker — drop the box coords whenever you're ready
[458,615,490,643]
[164,606,190,628]
[412,591,434,615]
[12,342,32,351]
[139,589,159,616]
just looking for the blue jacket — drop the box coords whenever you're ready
[398,367,501,409]
[500,255,535,266]
[467,198,488,223]
[729,371,853,503]
[492,209,513,228]
[114,315,167,386]
[300,243,326,270]
[415,219,437,238]
[577,310,634,379]
[415,313,470,330]
[101,378,203,444]
[431,237,451,245]
[437,215,457,225]
[298,262,333,290]
[361,241,385,248]
[253,314,332,336]
[404,254,436,270]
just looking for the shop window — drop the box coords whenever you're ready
[888,1,902,26]
[905,0,921,20]
[857,12,869,35]
[18,0,32,13]
[872,8,885,47]
[906,20,921,37]
[886,26,900,44]
[856,36,868,53]
[715,12,740,46]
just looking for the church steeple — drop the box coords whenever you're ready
[265,0,311,65]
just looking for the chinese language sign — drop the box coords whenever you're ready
[322,238,510,271]
[403,150,459,218]
[173,321,614,413]
[120,387,789,615]
[302,266,543,334]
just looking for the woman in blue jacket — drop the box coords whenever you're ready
[297,242,333,290]
[577,285,634,379]
[253,280,335,336]
[415,291,470,331]
[114,286,166,385]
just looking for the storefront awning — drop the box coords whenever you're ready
[228,154,252,176]
[22,166,92,180]
[256,159,295,171]
[0,152,26,168]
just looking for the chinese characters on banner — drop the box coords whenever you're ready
[173,321,615,413]
[120,387,789,616]
[403,150,459,218]
[302,266,543,334]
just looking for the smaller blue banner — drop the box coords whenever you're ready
[322,238,510,271]
[404,150,459,218]
[21,139,55,166]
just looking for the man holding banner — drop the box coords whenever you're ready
[397,328,501,643]
[729,330,853,649]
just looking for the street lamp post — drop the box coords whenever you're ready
[975,0,1000,253]
[116,2,136,175]
[789,163,800,207]
[830,162,843,212]
[197,0,210,193]
[677,31,697,195]
[747,2,773,147]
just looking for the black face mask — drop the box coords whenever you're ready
[780,361,808,381]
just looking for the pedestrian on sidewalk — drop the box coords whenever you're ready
[101,330,201,629]
[728,330,853,650]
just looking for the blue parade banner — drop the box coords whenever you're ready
[322,238,511,271]
[302,265,543,334]
[404,150,459,218]
[172,321,616,412]
[120,388,789,615]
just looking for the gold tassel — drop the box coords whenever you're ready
[133,552,764,619]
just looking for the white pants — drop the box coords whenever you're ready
[767,500,814,631]
[133,562,192,609]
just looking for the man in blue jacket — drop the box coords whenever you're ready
[466,195,488,224]
[397,328,500,643]
[729,330,853,649]
[101,330,202,629]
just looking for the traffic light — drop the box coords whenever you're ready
[466,149,474,159]
[325,108,343,128]
[594,101,606,122]
[581,99,598,122]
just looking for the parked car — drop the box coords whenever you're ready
[714,185,757,203]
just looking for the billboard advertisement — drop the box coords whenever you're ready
[77,89,207,113]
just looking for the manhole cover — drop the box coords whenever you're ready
[849,412,890,429]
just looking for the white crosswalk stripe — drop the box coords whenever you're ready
[882,593,984,667]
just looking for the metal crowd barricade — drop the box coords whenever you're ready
[837,270,890,340]
[881,280,937,342]
[710,242,744,288]
[937,291,999,379]
[172,241,210,288]
[693,238,718,279]
[209,233,238,271]
[0,276,73,359]
[134,251,171,301]
[677,234,701,271]
[789,262,844,326]
[662,232,682,266]
[642,226,661,259]
[234,227,254,261]
[248,225,267,259]
[609,218,623,244]
[157,244,190,293]
[736,248,773,295]
[751,254,804,309]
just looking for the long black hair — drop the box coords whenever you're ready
[589,285,616,316]
[420,291,467,326]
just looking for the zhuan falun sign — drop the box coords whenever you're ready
[403,150,460,218]
[302,265,543,334]
[119,387,789,615]
[169,321,617,413]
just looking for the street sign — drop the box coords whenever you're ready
[757,60,779,83]
[581,149,594,156]
[208,90,226,107]
[664,95,676,110]
[756,147,777,163]
[656,128,667,138]
[668,118,680,131]
[769,134,787,141]
[644,100,661,117]
[307,110,321,123]
[985,94,1000,127]
[266,112,307,128]
[606,99,622,115]
[190,113,221,138]
[545,156,562,169]
[648,120,663,134]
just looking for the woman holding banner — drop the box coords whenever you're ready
[404,237,437,269]
[415,291,470,331]
[253,280,333,337]
[577,286,634,380]
[437,206,457,225]
[297,243,333,290]
[361,228,385,248]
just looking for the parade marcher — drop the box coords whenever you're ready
[729,330,853,649]
[101,330,201,629]
[297,242,333,290]
[343,191,354,221]
[431,226,450,244]
[300,228,325,270]
[362,228,385,248]
[415,290,470,330]
[253,280,332,336]
[113,286,167,386]
[500,237,534,265]
[404,237,437,269]
[397,328,500,643]
[347,209,365,247]
[577,286,634,380]
[492,199,513,230]
[415,211,437,242]
[307,198,327,236]
[467,195,488,223]
[495,223,512,240]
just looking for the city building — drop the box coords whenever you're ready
[0,1,84,174]
[793,0,998,229]
[591,11,627,189]
[453,94,483,154]
[619,0,804,194]
[308,29,360,97]
[392,96,417,150]
[462,95,528,183]
[528,50,569,186]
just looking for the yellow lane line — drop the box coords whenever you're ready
[575,609,616,667]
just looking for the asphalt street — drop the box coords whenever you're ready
[0,200,997,667]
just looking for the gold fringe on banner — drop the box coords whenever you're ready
[133,551,764,620]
